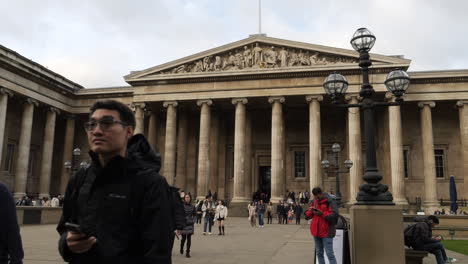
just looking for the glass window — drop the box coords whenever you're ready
[4,143,15,173]
[434,149,445,178]
[294,151,306,178]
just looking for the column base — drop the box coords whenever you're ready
[350,205,405,264]
[14,192,27,200]
[394,197,409,206]
[228,200,250,217]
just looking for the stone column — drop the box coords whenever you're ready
[39,107,60,198]
[0,88,13,169]
[387,95,408,205]
[269,97,285,202]
[163,101,178,185]
[60,115,76,194]
[345,95,363,204]
[14,98,38,198]
[196,100,212,200]
[231,98,249,203]
[418,101,439,209]
[456,101,468,197]
[175,110,188,190]
[209,113,219,193]
[306,95,323,191]
[147,109,158,150]
[245,113,253,198]
[133,103,145,135]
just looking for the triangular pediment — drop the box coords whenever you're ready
[125,35,410,84]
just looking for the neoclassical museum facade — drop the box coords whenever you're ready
[0,35,467,211]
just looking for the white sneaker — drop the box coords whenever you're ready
[208,232,212,235]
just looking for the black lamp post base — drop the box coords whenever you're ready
[355,183,395,205]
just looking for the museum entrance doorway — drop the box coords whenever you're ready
[258,166,271,201]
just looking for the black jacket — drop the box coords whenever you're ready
[0,182,24,264]
[57,134,173,264]
[412,217,439,250]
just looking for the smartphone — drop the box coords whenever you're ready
[312,208,319,212]
[65,222,82,233]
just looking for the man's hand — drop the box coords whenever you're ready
[66,232,97,254]
[313,209,323,216]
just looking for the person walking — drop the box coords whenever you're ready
[266,202,273,224]
[248,202,257,227]
[305,187,339,264]
[180,194,196,258]
[215,200,228,235]
[56,100,173,263]
[0,182,24,264]
[256,200,266,227]
[202,196,215,235]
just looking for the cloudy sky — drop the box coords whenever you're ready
[2,0,467,88]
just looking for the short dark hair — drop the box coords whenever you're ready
[89,100,136,128]
[312,187,323,196]
[428,215,439,224]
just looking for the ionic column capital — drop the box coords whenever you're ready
[196,99,213,107]
[456,101,468,108]
[305,95,323,103]
[66,114,77,120]
[232,98,248,105]
[345,94,363,103]
[0,87,13,97]
[132,102,146,109]
[48,107,61,115]
[25,98,39,107]
[163,101,178,108]
[268,96,285,104]
[418,101,436,109]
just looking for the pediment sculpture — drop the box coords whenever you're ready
[159,42,358,75]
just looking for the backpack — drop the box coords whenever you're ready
[404,224,416,248]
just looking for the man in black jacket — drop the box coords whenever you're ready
[0,182,24,264]
[57,100,173,264]
[412,215,449,264]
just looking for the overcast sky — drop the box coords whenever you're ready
[2,0,467,88]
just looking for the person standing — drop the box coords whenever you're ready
[195,199,203,224]
[215,200,228,235]
[277,200,284,224]
[248,202,257,227]
[202,196,215,235]
[180,194,196,258]
[256,200,266,228]
[305,187,338,264]
[294,202,303,225]
[0,182,24,264]
[266,202,274,224]
[56,100,173,263]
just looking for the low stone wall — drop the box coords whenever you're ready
[16,206,62,225]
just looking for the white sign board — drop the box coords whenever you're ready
[315,229,344,264]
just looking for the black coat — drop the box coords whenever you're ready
[0,182,24,264]
[181,203,196,235]
[412,217,439,250]
[57,135,173,264]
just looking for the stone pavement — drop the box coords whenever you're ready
[19,217,467,264]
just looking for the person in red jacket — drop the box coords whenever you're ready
[305,187,338,264]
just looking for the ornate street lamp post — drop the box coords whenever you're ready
[321,143,353,207]
[323,28,410,205]
[72,148,81,175]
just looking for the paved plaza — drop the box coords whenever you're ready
[20,217,465,264]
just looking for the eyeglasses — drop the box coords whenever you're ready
[84,118,127,132]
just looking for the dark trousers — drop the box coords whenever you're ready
[196,213,202,224]
[267,212,272,224]
[296,217,301,225]
[282,214,288,224]
[421,242,447,264]
[181,234,192,253]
